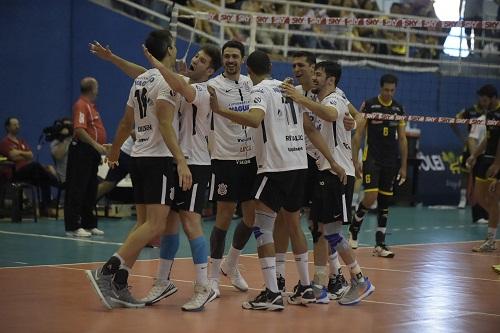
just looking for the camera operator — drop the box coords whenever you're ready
[64,77,108,237]
[0,117,60,217]
[46,118,73,183]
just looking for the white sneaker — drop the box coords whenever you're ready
[140,279,177,305]
[475,218,489,224]
[472,239,496,252]
[87,228,105,235]
[457,197,466,209]
[208,278,220,298]
[181,283,216,312]
[220,258,248,292]
[373,244,395,258]
[349,232,358,249]
[66,228,91,237]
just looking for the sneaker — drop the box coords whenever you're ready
[338,277,375,305]
[277,275,286,296]
[348,231,358,249]
[458,196,466,209]
[66,228,91,237]
[327,273,349,300]
[472,239,496,252]
[475,218,489,224]
[242,289,284,311]
[181,283,217,312]
[208,278,220,298]
[220,258,248,292]
[140,279,177,305]
[110,283,145,308]
[492,264,500,274]
[87,228,104,235]
[312,284,330,304]
[85,268,114,309]
[373,244,395,258]
[288,282,316,305]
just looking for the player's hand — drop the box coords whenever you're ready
[354,161,363,179]
[207,85,220,113]
[89,41,113,61]
[105,147,120,169]
[466,156,477,170]
[343,115,355,131]
[486,162,500,178]
[396,167,407,186]
[280,82,300,102]
[177,162,192,191]
[142,44,165,70]
[489,179,498,193]
[331,162,347,185]
[283,77,294,85]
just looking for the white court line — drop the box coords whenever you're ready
[54,265,500,318]
[0,230,124,246]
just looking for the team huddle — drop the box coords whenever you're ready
[86,29,411,312]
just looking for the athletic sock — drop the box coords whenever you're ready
[158,234,180,280]
[276,253,286,278]
[225,246,241,270]
[329,252,342,277]
[260,257,278,293]
[208,258,222,280]
[189,236,209,285]
[488,227,497,240]
[348,260,365,283]
[294,252,310,286]
[157,258,174,281]
[314,265,328,286]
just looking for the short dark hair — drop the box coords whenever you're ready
[200,44,222,72]
[246,50,271,75]
[145,29,174,61]
[477,84,498,98]
[315,61,342,85]
[222,40,245,57]
[80,79,95,94]
[4,117,16,131]
[380,74,398,87]
[292,51,316,65]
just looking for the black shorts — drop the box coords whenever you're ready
[362,158,399,196]
[253,169,307,213]
[173,164,211,214]
[310,171,355,224]
[474,155,496,181]
[105,150,132,183]
[459,148,470,173]
[303,154,319,207]
[209,158,257,203]
[130,156,175,205]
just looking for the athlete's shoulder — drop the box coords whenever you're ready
[390,99,404,114]
[362,96,379,112]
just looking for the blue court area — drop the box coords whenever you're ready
[0,206,488,268]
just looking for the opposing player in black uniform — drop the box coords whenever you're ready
[467,84,500,252]
[350,74,407,258]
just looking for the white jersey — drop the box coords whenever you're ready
[127,69,180,157]
[317,91,355,177]
[120,136,134,156]
[250,79,307,173]
[469,114,486,141]
[208,74,254,160]
[178,82,211,165]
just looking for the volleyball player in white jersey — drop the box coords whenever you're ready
[274,52,355,302]
[205,41,257,296]
[86,30,192,309]
[209,50,346,310]
[282,61,375,305]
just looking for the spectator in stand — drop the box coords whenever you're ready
[464,0,485,52]
[0,117,59,217]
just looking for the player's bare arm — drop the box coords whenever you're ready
[208,85,264,128]
[351,117,367,178]
[303,114,347,185]
[107,105,134,168]
[396,122,408,185]
[89,41,147,78]
[157,100,192,191]
[143,45,196,103]
[487,137,500,178]
[467,137,487,169]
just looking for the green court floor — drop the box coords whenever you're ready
[0,206,489,268]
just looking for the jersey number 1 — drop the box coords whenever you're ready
[135,88,148,119]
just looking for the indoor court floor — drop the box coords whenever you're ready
[0,206,499,333]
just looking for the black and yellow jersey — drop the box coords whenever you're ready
[458,104,484,133]
[485,104,500,157]
[361,96,405,166]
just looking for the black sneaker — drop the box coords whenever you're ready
[277,275,286,296]
[288,281,315,305]
[328,272,349,300]
[242,289,284,311]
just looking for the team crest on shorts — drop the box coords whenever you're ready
[170,187,175,200]
[217,183,228,196]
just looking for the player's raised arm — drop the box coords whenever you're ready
[89,41,147,78]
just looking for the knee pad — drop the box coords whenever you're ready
[253,210,276,247]
[335,238,351,253]
[308,220,322,244]
[324,233,343,250]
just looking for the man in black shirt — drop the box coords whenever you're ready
[350,74,408,258]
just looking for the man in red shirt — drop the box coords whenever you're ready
[64,77,108,237]
[0,117,59,216]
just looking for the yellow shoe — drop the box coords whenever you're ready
[492,264,500,274]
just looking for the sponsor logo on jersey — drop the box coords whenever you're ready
[137,124,152,132]
[285,134,304,141]
[254,97,262,103]
[217,183,228,196]
[228,101,249,112]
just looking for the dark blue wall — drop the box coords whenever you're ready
[1,0,499,204]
